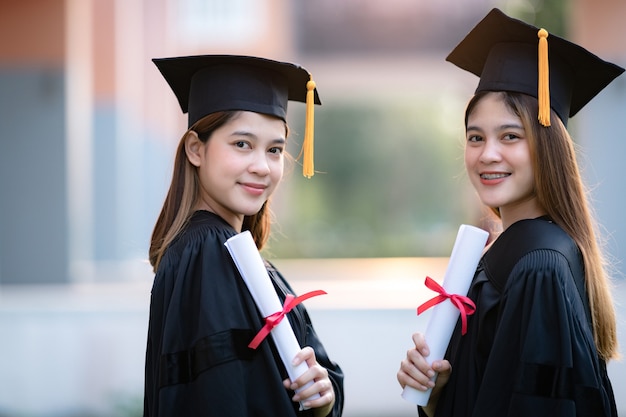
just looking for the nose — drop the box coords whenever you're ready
[249,151,271,176]
[478,138,501,164]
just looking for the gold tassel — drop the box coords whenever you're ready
[302,76,315,178]
[538,28,551,127]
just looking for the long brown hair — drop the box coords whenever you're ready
[149,111,283,272]
[465,91,618,361]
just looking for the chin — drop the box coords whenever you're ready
[475,192,507,208]
[241,206,265,216]
[478,199,506,210]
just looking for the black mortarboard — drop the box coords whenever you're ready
[153,55,321,177]
[446,8,624,127]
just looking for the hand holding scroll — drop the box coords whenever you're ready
[398,333,452,417]
[284,346,336,416]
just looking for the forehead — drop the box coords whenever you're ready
[467,93,521,124]
[217,111,287,135]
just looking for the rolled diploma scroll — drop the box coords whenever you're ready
[401,224,489,406]
[224,231,320,409]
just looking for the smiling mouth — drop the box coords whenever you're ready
[480,173,510,180]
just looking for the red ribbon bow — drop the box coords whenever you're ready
[417,276,476,335]
[248,290,327,349]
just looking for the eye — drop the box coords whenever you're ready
[235,140,251,149]
[467,134,482,143]
[268,146,284,155]
[502,133,519,141]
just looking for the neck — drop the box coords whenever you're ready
[500,207,547,230]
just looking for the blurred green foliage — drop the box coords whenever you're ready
[269,96,478,259]
[502,0,570,37]
[264,1,570,260]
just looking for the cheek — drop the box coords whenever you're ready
[521,166,536,190]
[272,159,285,181]
[513,149,534,176]
[464,149,476,170]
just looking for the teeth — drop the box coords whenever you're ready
[481,173,508,179]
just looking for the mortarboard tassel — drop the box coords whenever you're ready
[538,28,551,127]
[302,76,316,178]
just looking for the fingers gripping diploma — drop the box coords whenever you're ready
[397,333,451,415]
[284,347,335,416]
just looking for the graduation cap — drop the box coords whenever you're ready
[446,8,624,127]
[153,55,321,178]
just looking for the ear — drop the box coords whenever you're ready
[184,131,203,167]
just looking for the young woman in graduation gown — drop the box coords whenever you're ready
[397,9,623,417]
[144,55,344,417]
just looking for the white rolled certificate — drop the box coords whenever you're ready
[402,224,489,406]
[224,231,320,409]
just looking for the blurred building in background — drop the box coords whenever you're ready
[1,0,625,416]
[3,0,624,285]
[1,0,298,285]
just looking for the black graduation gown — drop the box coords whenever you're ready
[144,211,344,417]
[427,217,617,417]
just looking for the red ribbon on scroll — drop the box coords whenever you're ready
[248,290,327,349]
[417,276,476,335]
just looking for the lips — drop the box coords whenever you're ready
[240,182,268,196]
[241,182,267,189]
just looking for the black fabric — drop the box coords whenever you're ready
[482,217,590,327]
[143,211,344,417]
[431,217,617,417]
[446,8,624,125]
[158,328,255,387]
[152,55,321,127]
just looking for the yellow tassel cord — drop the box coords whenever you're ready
[302,76,316,178]
[538,28,551,127]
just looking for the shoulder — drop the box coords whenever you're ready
[159,211,237,270]
[511,247,577,281]
[502,218,577,253]
[483,218,582,292]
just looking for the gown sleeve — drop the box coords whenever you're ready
[470,249,615,417]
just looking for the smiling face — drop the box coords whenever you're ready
[185,111,286,231]
[464,92,545,228]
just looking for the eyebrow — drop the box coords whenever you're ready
[466,123,524,132]
[231,130,286,144]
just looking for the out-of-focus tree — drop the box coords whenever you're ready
[270,98,475,258]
